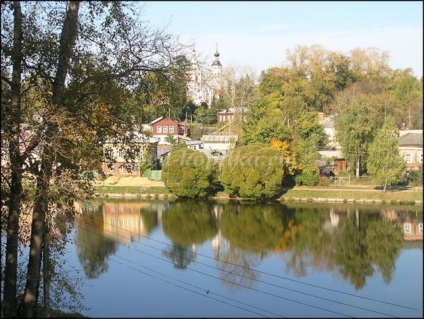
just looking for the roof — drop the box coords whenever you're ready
[149,116,163,125]
[185,140,203,146]
[217,109,234,115]
[399,129,423,137]
[105,132,158,144]
[201,135,238,143]
[398,133,423,147]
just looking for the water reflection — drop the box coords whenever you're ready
[75,200,422,291]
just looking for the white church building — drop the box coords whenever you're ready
[187,44,223,106]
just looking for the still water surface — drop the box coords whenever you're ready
[64,200,423,318]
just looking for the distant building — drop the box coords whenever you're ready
[101,132,158,177]
[398,130,423,171]
[217,109,235,122]
[187,44,222,106]
[148,116,191,158]
[200,134,238,160]
[318,112,340,150]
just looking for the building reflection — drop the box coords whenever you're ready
[102,202,157,246]
[380,209,423,241]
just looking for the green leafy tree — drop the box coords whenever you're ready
[335,95,378,177]
[407,165,423,186]
[220,144,284,199]
[195,98,222,125]
[295,111,327,149]
[367,118,406,191]
[162,148,217,198]
[241,104,292,145]
[165,134,177,145]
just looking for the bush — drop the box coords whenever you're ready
[295,165,320,186]
[162,148,217,198]
[408,166,423,186]
[318,176,330,186]
[220,144,284,199]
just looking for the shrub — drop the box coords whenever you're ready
[162,148,217,198]
[295,165,320,186]
[408,166,423,186]
[220,144,284,199]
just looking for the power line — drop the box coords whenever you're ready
[74,214,421,317]
[80,212,419,312]
[75,236,279,318]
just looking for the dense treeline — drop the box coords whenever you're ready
[1,2,422,316]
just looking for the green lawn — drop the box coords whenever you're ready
[280,186,422,203]
[93,184,422,204]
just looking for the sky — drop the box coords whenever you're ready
[135,1,423,79]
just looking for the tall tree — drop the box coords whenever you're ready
[21,2,81,317]
[2,2,23,317]
[334,95,378,177]
[219,65,257,120]
[367,117,406,191]
[1,1,186,317]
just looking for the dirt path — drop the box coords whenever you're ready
[94,176,165,187]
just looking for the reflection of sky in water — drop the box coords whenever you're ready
[62,202,423,318]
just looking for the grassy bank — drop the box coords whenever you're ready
[93,184,422,205]
[280,186,422,203]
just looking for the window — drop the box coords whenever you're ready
[157,125,162,133]
[169,126,174,133]
[108,149,114,158]
[163,125,168,134]
[118,149,124,158]
[109,165,114,173]
[420,154,423,163]
[404,223,412,233]
[419,223,423,233]
[405,154,412,163]
[119,165,125,173]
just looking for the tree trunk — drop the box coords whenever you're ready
[19,2,80,317]
[356,156,360,178]
[19,160,51,318]
[3,2,23,317]
[43,231,51,318]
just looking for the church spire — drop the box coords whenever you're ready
[211,43,222,76]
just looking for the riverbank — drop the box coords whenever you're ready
[278,185,423,206]
[92,177,423,206]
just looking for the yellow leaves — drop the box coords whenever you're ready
[273,220,303,252]
[270,139,303,176]
[91,103,112,127]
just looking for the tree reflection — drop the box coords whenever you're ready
[213,203,285,290]
[161,201,218,245]
[162,244,197,269]
[365,218,403,283]
[219,204,284,253]
[278,206,333,277]
[215,244,261,291]
[75,208,118,279]
[334,209,403,289]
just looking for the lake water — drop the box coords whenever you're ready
[60,199,423,318]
